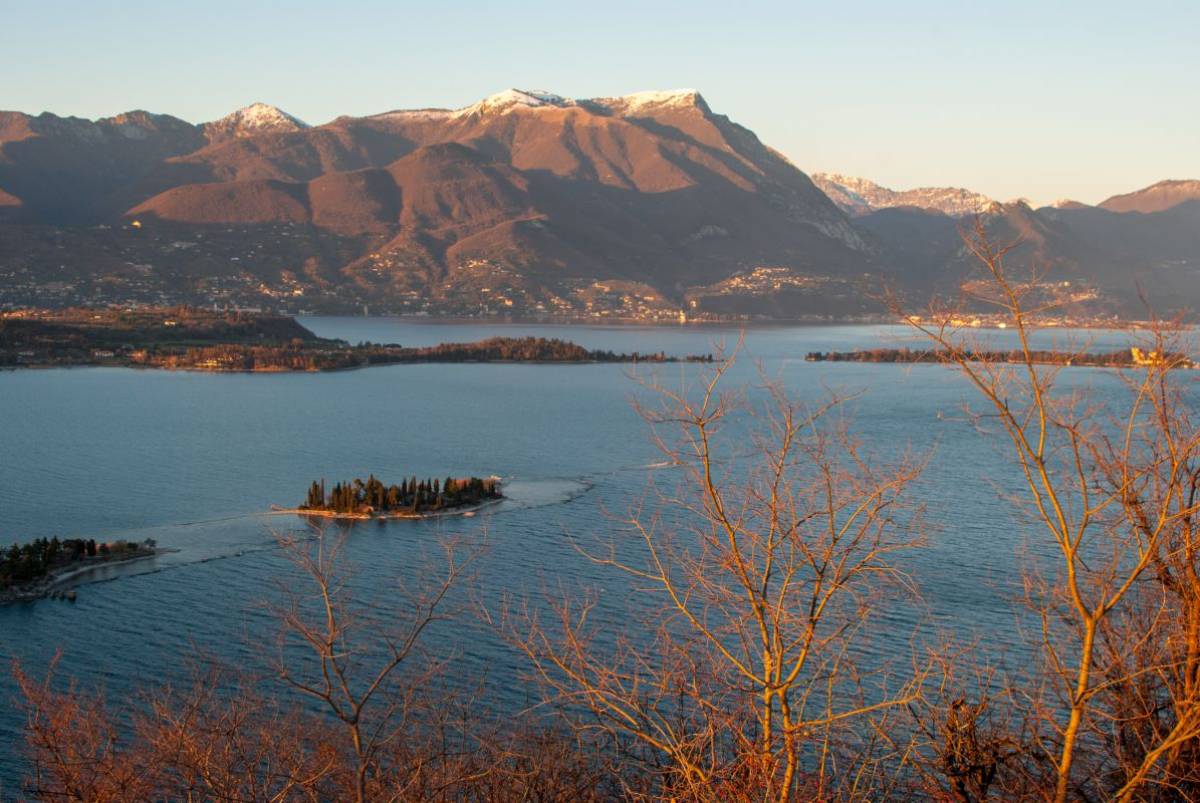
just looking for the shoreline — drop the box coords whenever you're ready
[138,357,690,374]
[2,359,686,374]
[806,348,1198,370]
[1,548,161,605]
[5,310,1188,375]
[298,313,1181,330]
[269,497,503,521]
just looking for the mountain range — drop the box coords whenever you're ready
[810,174,994,218]
[1,90,1197,319]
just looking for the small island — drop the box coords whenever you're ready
[1,307,714,371]
[805,346,1197,369]
[284,474,503,520]
[1,536,158,603]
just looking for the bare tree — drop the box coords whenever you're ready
[511,354,929,801]
[269,526,474,803]
[903,217,1200,802]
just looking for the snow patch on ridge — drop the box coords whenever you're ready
[208,103,309,135]
[593,89,705,113]
[812,172,993,218]
[372,89,707,121]
[483,89,575,108]
[372,108,457,121]
[372,90,574,121]
[460,89,577,116]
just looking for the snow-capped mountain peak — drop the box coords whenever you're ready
[445,89,576,118]
[206,103,308,137]
[375,89,710,121]
[811,172,993,218]
[482,89,574,109]
[592,88,707,113]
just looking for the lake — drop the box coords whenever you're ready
[0,319,1155,788]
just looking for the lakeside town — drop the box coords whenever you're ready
[0,222,1136,326]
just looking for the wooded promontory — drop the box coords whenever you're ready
[0,307,713,371]
[805,346,1196,369]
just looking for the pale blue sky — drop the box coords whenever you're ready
[4,0,1197,204]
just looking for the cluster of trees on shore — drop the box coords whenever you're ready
[123,336,715,372]
[806,345,1195,368]
[1,537,145,589]
[137,342,341,371]
[2,538,92,588]
[300,474,501,515]
[1,307,717,372]
[367,336,712,365]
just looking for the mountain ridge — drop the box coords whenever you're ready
[1,92,1197,319]
[811,173,994,218]
[0,89,881,319]
[1099,179,1200,214]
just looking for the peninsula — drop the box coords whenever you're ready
[805,347,1197,369]
[1,536,158,603]
[285,474,503,520]
[0,307,713,371]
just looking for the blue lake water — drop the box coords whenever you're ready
[0,319,1164,787]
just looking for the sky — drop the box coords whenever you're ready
[3,0,1198,205]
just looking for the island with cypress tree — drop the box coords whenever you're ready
[282,474,503,520]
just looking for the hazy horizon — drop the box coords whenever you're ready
[6,0,1199,205]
